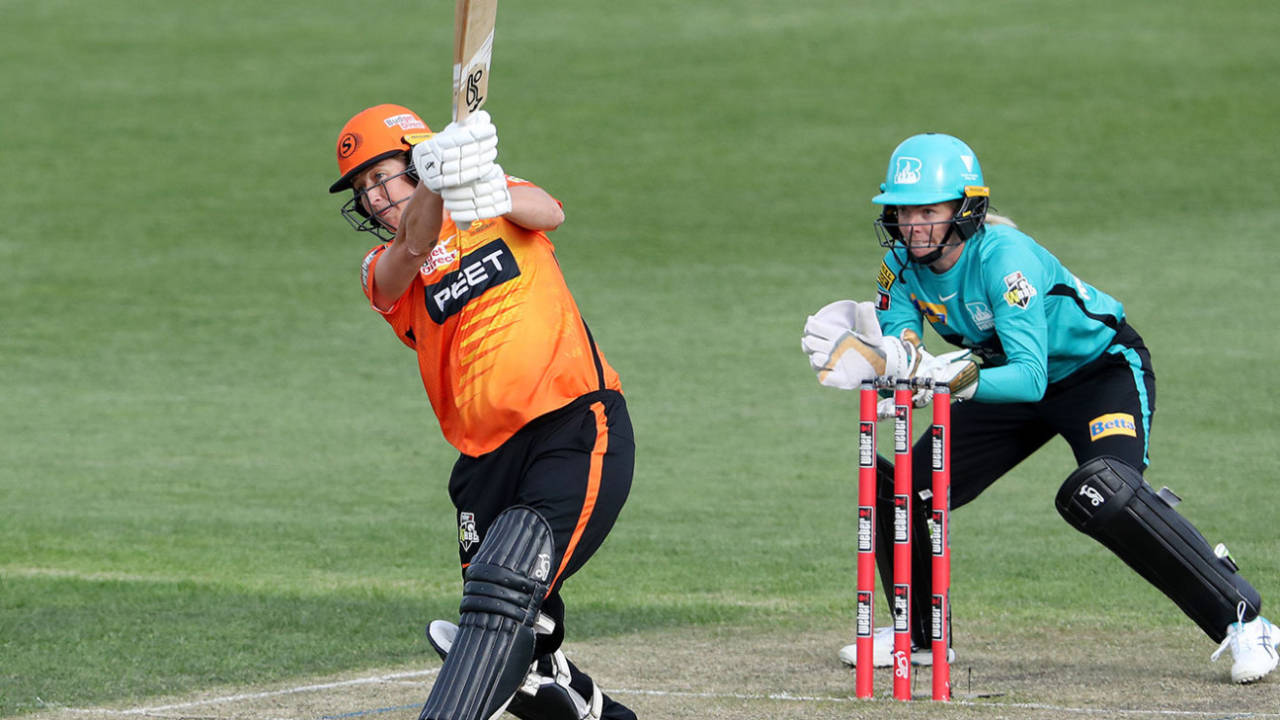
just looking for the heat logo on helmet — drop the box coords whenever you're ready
[893,156,923,185]
[338,132,359,159]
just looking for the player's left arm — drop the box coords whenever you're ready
[970,245,1050,403]
[505,184,564,231]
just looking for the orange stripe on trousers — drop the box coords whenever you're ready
[547,401,606,595]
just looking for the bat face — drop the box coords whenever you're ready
[453,0,498,122]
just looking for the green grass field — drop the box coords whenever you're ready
[3,0,1280,716]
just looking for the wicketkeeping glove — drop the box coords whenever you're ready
[913,348,980,402]
[801,300,919,390]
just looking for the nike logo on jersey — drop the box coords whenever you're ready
[939,291,958,301]
[424,239,521,323]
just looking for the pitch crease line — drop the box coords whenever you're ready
[64,673,1280,720]
[609,688,1280,717]
[63,670,439,716]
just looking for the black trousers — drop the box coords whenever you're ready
[882,323,1156,644]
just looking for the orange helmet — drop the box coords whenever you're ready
[328,104,433,193]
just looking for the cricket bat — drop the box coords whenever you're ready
[453,0,498,123]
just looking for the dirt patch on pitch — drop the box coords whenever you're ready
[29,617,1280,720]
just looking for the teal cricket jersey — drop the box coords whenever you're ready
[874,224,1126,403]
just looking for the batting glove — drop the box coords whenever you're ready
[429,110,501,188]
[442,165,512,224]
[411,138,445,194]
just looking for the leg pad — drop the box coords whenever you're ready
[1056,456,1260,641]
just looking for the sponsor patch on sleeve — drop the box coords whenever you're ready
[877,261,896,291]
[1089,412,1137,441]
[876,290,891,311]
[1002,270,1037,309]
[361,246,384,295]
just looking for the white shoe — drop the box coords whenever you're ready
[1211,607,1279,684]
[838,626,954,668]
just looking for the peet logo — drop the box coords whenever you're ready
[1089,412,1137,441]
[424,239,520,323]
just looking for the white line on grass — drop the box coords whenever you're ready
[65,674,1280,720]
[62,670,438,716]
[609,688,1280,718]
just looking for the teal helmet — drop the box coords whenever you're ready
[873,133,984,206]
[872,133,991,264]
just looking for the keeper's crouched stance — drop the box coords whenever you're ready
[806,132,1278,684]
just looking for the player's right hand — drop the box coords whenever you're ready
[802,300,881,390]
[441,164,512,224]
[801,300,920,389]
[413,110,501,192]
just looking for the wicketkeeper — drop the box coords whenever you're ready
[802,133,1278,684]
[329,104,638,719]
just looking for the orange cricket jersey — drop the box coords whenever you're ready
[359,179,622,457]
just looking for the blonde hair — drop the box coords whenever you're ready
[984,211,1017,228]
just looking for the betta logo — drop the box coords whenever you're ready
[893,156,923,185]
[338,132,359,159]
[1089,413,1137,440]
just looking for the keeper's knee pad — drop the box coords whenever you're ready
[1056,456,1260,641]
